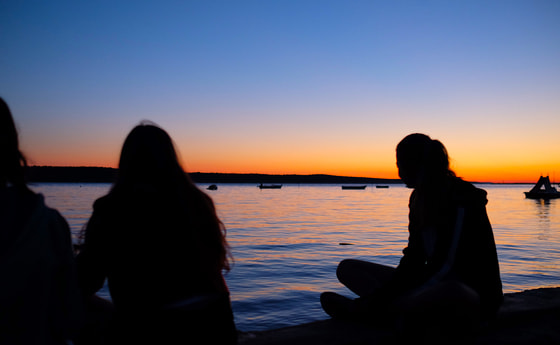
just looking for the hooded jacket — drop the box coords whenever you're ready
[391,177,503,318]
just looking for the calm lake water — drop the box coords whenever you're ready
[30,183,560,331]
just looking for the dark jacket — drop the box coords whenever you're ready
[0,188,83,344]
[76,189,229,312]
[76,188,236,343]
[391,177,503,318]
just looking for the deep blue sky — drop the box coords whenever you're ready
[1,1,559,181]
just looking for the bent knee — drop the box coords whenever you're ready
[445,281,480,307]
[336,259,361,281]
[405,280,481,312]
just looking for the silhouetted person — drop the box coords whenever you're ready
[76,122,237,344]
[321,133,503,342]
[0,98,83,344]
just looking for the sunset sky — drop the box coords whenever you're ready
[1,1,559,183]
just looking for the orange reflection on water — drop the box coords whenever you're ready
[484,185,560,292]
[29,183,560,331]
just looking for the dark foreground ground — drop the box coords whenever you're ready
[238,287,560,345]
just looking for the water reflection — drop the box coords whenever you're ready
[29,182,110,241]
[487,185,559,295]
[532,197,552,216]
[530,198,556,241]
[29,183,560,331]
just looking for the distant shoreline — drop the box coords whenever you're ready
[26,166,403,184]
[25,166,523,184]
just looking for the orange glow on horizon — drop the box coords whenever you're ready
[23,143,558,184]
[454,161,560,184]
[27,159,559,184]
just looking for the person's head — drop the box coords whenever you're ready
[112,121,231,271]
[396,133,455,189]
[0,97,28,190]
[115,121,186,191]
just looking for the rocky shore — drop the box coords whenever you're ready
[238,287,560,344]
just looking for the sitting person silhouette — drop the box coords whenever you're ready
[321,133,503,341]
[76,122,237,344]
[0,97,83,344]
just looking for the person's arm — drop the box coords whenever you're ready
[395,190,427,283]
[49,209,85,339]
[76,202,108,296]
[393,223,427,282]
[456,203,504,316]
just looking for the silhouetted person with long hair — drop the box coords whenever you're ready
[321,133,503,342]
[0,98,83,344]
[76,122,236,344]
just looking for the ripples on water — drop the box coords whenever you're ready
[486,185,560,293]
[30,183,559,331]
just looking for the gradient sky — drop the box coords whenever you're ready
[1,1,559,183]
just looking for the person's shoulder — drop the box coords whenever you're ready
[450,177,487,205]
[26,193,72,235]
[3,187,46,220]
[5,186,40,205]
[30,192,55,215]
[451,176,475,189]
[37,195,67,221]
[92,194,114,210]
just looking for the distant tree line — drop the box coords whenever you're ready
[26,166,401,184]
[189,172,400,184]
[27,166,117,183]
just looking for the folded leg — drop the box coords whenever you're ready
[336,259,396,297]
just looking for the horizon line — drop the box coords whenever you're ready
[24,165,542,184]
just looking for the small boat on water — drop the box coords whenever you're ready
[207,184,218,190]
[524,176,560,199]
[258,183,282,189]
[341,185,367,190]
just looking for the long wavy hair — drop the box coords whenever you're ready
[0,97,29,192]
[110,122,231,272]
